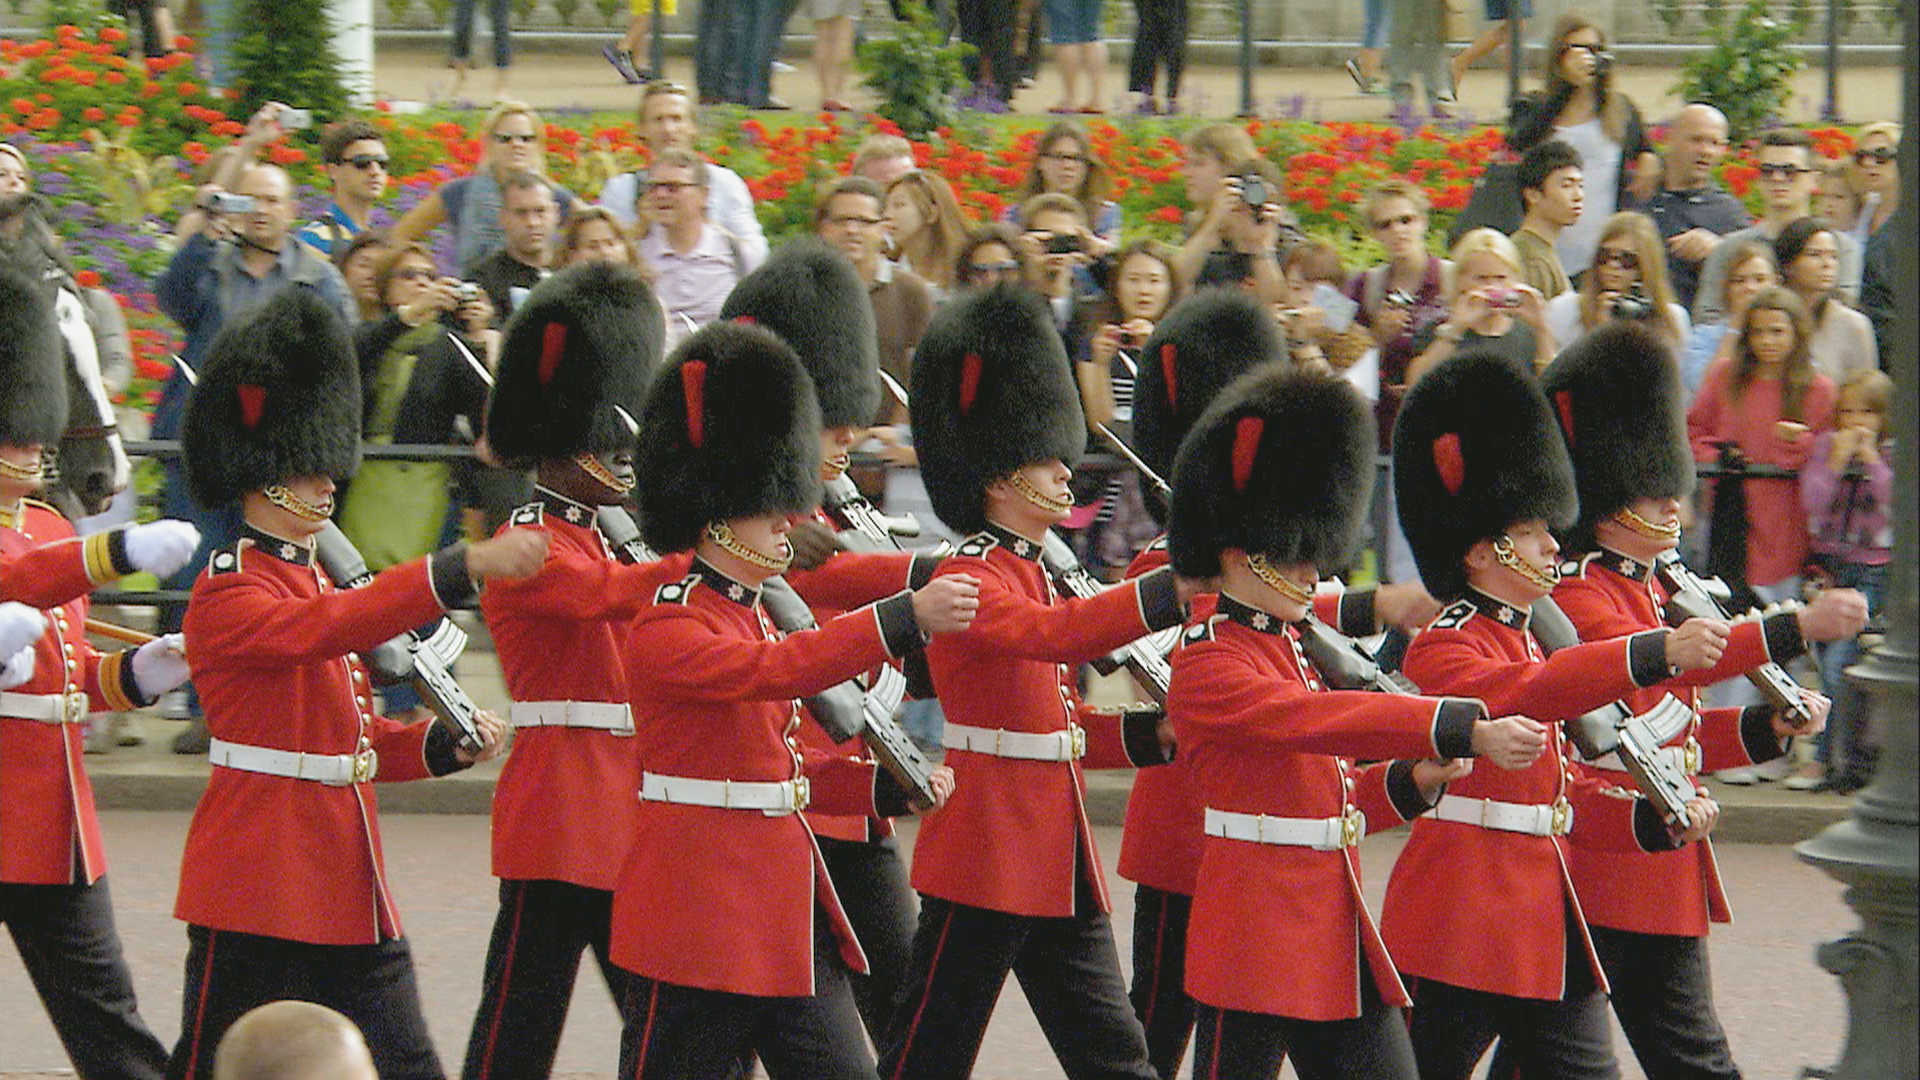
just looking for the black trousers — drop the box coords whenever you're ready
[953,0,1015,99]
[167,926,440,1080]
[0,877,168,1080]
[616,918,873,1080]
[462,878,632,1079]
[877,852,1157,1080]
[1128,884,1195,1080]
[1192,974,1417,1080]
[817,833,918,1041]
[1405,913,1619,1080]
[1126,0,1188,99]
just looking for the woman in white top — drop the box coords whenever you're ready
[1506,14,1658,278]
[1776,216,1878,386]
[1544,210,1690,353]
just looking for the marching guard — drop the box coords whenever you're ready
[609,321,971,1079]
[717,239,945,1038]
[0,264,201,1079]
[169,287,547,1079]
[1165,365,1545,1079]
[460,263,685,1079]
[877,283,1191,1080]
[1539,322,1863,1079]
[1379,348,1727,1079]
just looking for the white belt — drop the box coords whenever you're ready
[510,700,634,735]
[1430,795,1573,837]
[942,721,1085,762]
[1590,738,1701,777]
[639,771,809,816]
[1204,807,1365,850]
[0,690,90,725]
[208,737,378,786]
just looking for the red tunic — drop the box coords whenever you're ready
[909,523,1184,918]
[1381,590,1678,1001]
[609,560,922,997]
[480,494,691,890]
[1171,594,1482,1021]
[0,499,147,886]
[1554,549,1799,936]
[177,527,465,944]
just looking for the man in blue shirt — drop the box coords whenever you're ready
[295,119,390,256]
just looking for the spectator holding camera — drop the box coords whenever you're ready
[1181,158,1287,304]
[1345,181,1453,426]
[1696,130,1860,326]
[1000,121,1122,255]
[884,170,969,296]
[1015,192,1102,341]
[1277,241,1374,377]
[461,170,557,319]
[1510,139,1581,300]
[338,241,495,571]
[296,120,390,257]
[1407,228,1553,386]
[1543,210,1689,351]
[1774,217,1877,387]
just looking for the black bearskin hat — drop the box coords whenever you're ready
[0,264,67,448]
[636,322,822,553]
[1392,349,1576,599]
[1539,321,1694,552]
[485,262,665,468]
[1132,288,1287,515]
[910,283,1084,535]
[1169,368,1376,578]
[718,238,881,429]
[183,286,360,508]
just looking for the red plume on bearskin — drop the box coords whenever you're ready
[681,361,707,449]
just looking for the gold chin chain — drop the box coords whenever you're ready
[1007,469,1073,515]
[1613,505,1681,541]
[1246,553,1315,607]
[705,521,792,572]
[263,483,332,522]
[1493,534,1560,591]
[822,452,851,482]
[0,455,43,482]
[574,452,634,496]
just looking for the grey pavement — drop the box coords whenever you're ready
[2,811,1862,1078]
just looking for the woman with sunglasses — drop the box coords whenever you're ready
[1775,217,1878,388]
[1509,15,1658,275]
[390,102,576,274]
[999,121,1122,258]
[1544,210,1689,352]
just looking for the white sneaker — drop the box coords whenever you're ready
[773,59,796,73]
[1751,756,1794,782]
[1714,766,1760,785]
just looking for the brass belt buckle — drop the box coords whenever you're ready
[62,692,87,725]
[1069,724,1086,760]
[791,776,810,811]
[1341,807,1365,848]
[352,736,379,784]
[1550,797,1572,836]
[1682,738,1702,777]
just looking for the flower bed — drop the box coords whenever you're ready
[0,26,1864,422]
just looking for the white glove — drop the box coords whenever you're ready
[123,520,202,580]
[131,633,191,700]
[0,601,47,658]
[0,644,34,690]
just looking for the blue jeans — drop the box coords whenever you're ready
[1045,0,1103,44]
[1811,560,1886,773]
[1361,0,1390,51]
[451,0,513,68]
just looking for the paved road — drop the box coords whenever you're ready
[2,810,1860,1078]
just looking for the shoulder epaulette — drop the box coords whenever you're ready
[1560,553,1598,580]
[955,532,1000,559]
[207,540,247,576]
[1430,598,1477,631]
[653,573,699,605]
[1180,614,1225,647]
[507,503,545,528]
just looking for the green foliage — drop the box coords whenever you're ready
[855,0,973,139]
[512,0,537,21]
[1672,0,1807,142]
[226,0,351,125]
[594,0,626,26]
[385,0,416,26]
[41,0,95,33]
[554,0,581,24]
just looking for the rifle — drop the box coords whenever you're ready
[1295,615,1420,695]
[1529,596,1696,833]
[596,505,940,807]
[1652,550,1814,731]
[311,523,485,754]
[1038,532,1172,706]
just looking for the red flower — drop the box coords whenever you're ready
[82,106,105,123]
[10,98,32,116]
[99,26,127,44]
[104,71,126,86]
[1148,205,1183,225]
[74,270,102,288]
[175,80,199,97]
[173,35,196,51]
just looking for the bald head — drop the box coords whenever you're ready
[213,1001,377,1080]
[1666,105,1732,190]
[230,163,296,252]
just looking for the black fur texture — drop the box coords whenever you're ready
[910,283,1085,535]
[486,262,666,467]
[718,238,881,429]
[1132,288,1288,480]
[182,286,361,508]
[636,322,823,553]
[1539,321,1694,552]
[1169,368,1377,578]
[0,264,67,447]
[1392,349,1577,599]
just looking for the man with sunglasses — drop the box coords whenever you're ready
[1694,129,1860,325]
[295,121,389,257]
[1641,104,1749,311]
